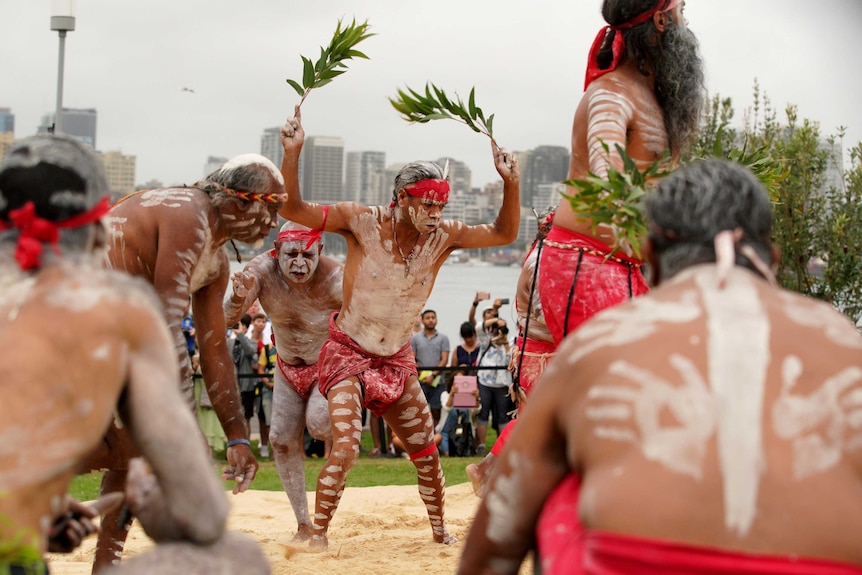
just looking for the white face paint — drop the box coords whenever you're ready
[404,197,445,233]
[277,240,320,284]
[226,202,279,244]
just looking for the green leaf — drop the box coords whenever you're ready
[389,82,496,141]
[285,18,374,106]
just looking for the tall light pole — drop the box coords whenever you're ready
[50,0,76,135]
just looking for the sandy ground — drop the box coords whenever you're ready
[46,482,533,575]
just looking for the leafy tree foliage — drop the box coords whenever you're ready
[690,80,862,322]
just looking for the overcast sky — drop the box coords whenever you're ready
[2,0,861,189]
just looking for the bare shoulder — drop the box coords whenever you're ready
[329,201,377,234]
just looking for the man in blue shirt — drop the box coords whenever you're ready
[411,309,450,428]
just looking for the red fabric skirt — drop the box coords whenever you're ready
[276,356,317,400]
[538,226,648,345]
[580,530,862,575]
[318,313,417,416]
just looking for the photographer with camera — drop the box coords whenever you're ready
[474,316,515,456]
[468,291,508,348]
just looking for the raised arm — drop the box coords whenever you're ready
[448,140,520,249]
[119,301,228,544]
[278,105,360,234]
[193,270,259,493]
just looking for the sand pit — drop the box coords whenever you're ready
[46,482,533,574]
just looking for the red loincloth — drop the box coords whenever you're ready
[318,313,418,416]
[579,530,862,574]
[490,336,556,457]
[276,355,317,400]
[537,474,584,574]
[538,226,649,346]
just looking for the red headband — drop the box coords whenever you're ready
[0,196,110,271]
[584,0,682,90]
[404,179,450,204]
[274,228,324,251]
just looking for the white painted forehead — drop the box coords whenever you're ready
[223,154,284,185]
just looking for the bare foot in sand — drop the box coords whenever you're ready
[309,533,328,552]
[291,523,314,543]
[435,531,459,545]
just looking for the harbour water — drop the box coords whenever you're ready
[229,258,522,345]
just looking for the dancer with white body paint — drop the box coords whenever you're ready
[459,160,862,575]
[529,0,706,565]
[88,154,282,571]
[225,221,342,542]
[279,105,520,550]
[0,136,269,575]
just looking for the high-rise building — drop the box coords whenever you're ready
[345,151,386,205]
[38,108,98,148]
[302,136,344,205]
[435,157,471,194]
[0,131,14,163]
[99,150,136,200]
[204,156,228,177]
[520,145,569,209]
[0,107,14,133]
[260,127,283,168]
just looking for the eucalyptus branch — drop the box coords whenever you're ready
[389,83,495,140]
[286,18,374,108]
[561,142,668,258]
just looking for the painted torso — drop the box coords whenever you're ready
[557,265,862,563]
[338,206,453,357]
[243,252,343,365]
[0,258,162,557]
[557,65,670,245]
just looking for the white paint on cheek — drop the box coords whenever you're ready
[697,271,769,537]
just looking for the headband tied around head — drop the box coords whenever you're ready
[389,178,450,208]
[270,228,324,255]
[0,197,110,271]
[197,181,285,205]
[583,0,682,91]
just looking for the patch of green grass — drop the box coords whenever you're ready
[69,431,495,501]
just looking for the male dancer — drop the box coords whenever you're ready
[92,153,283,570]
[279,105,520,549]
[225,221,342,542]
[460,160,862,575]
[0,136,267,575]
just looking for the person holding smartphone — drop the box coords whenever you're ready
[469,291,504,348]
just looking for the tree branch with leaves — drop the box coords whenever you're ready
[389,83,495,141]
[286,18,374,108]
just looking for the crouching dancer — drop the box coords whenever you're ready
[225,221,343,542]
[0,136,268,575]
[459,160,862,575]
[279,106,520,550]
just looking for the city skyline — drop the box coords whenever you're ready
[1,1,860,191]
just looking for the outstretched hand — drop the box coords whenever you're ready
[492,140,519,183]
[281,104,305,156]
[223,443,259,494]
[230,271,257,300]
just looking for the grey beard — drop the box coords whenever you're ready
[654,22,705,156]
